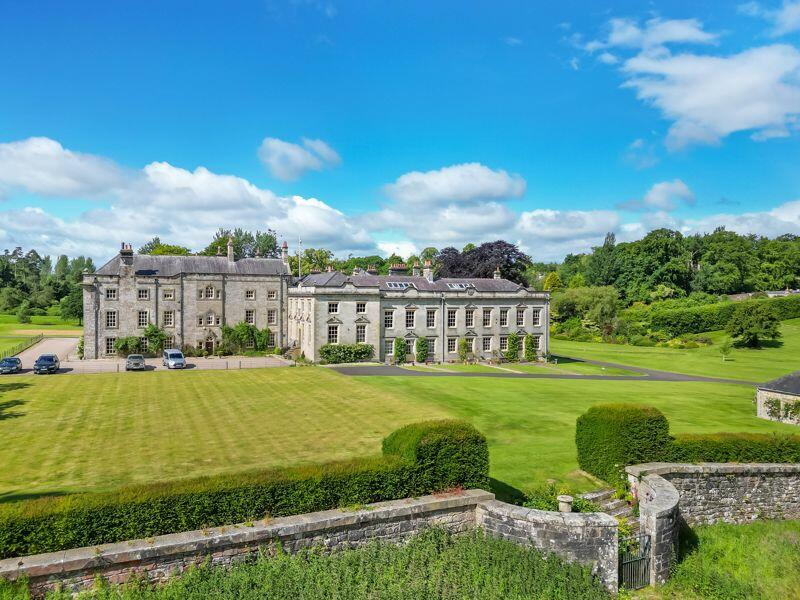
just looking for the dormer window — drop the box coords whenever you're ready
[387,282,412,290]
[446,283,472,290]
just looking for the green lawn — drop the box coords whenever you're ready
[503,361,642,377]
[0,314,81,339]
[636,520,800,599]
[552,318,800,382]
[356,375,795,493]
[0,368,448,499]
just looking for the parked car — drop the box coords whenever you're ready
[125,354,146,371]
[162,349,186,369]
[0,357,22,374]
[33,354,60,375]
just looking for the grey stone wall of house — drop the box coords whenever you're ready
[0,489,623,597]
[756,389,800,425]
[627,462,800,587]
[475,499,618,592]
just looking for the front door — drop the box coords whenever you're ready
[205,340,214,353]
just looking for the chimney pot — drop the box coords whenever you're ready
[227,237,235,262]
[493,266,502,280]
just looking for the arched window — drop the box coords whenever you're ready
[205,285,215,299]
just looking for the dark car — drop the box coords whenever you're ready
[33,354,60,375]
[0,357,22,374]
[125,354,146,371]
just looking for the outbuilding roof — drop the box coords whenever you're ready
[758,371,800,397]
[297,271,534,293]
[95,254,288,277]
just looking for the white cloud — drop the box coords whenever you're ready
[598,52,619,65]
[587,17,718,53]
[0,137,129,198]
[504,36,523,46]
[617,179,695,211]
[377,240,418,258]
[383,162,526,206]
[257,136,341,181]
[622,44,800,149]
[739,1,800,36]
[623,138,659,169]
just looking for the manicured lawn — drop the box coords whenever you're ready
[636,520,800,599]
[0,314,81,338]
[503,361,642,377]
[0,368,448,499]
[552,318,800,382]
[357,376,797,493]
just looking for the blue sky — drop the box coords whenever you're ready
[1,0,799,262]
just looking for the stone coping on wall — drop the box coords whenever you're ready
[626,461,800,479]
[0,489,494,581]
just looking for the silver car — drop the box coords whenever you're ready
[162,349,186,369]
[125,354,146,371]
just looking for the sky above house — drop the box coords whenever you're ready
[1,0,800,263]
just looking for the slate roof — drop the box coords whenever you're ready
[96,254,288,277]
[758,371,800,397]
[297,271,536,293]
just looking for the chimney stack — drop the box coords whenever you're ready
[227,237,235,262]
[493,266,502,280]
[367,264,378,275]
[120,242,134,267]
[388,263,408,276]
[423,259,434,282]
[326,265,334,272]
[281,240,289,265]
[412,261,421,277]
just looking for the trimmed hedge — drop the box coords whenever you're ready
[319,343,374,364]
[576,404,800,485]
[575,404,671,486]
[646,295,800,338]
[0,420,488,559]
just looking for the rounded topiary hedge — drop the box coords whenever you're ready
[576,403,800,485]
[575,404,672,485]
[0,420,488,559]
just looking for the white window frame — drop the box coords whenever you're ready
[268,332,276,347]
[447,309,456,328]
[204,285,215,300]
[137,310,148,328]
[206,314,215,326]
[384,310,394,329]
[356,302,367,314]
[499,335,508,351]
[426,337,435,355]
[517,309,525,327]
[328,302,339,314]
[267,309,277,325]
[385,338,394,356]
[137,288,150,301]
[163,310,174,327]
[245,290,256,300]
[447,337,457,353]
[139,337,149,352]
[327,324,339,344]
[426,309,436,328]
[267,290,277,300]
[482,309,491,327]
[162,288,175,301]
[105,288,118,301]
[245,309,255,325]
[405,309,415,328]
[482,337,492,352]
[465,309,474,328]
[500,308,509,327]
[165,335,175,348]
[105,337,117,355]
[356,324,367,343]
[197,316,204,326]
[105,310,118,329]
[532,309,542,327]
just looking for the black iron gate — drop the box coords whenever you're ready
[619,534,651,590]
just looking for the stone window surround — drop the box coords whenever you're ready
[245,309,255,325]
[405,309,415,329]
[328,302,339,314]
[465,308,475,328]
[499,308,509,327]
[162,288,175,301]
[384,310,394,329]
[137,310,148,328]
[499,335,508,351]
[163,310,174,328]
[516,309,525,327]
[482,337,491,352]
[105,288,118,301]
[356,302,367,314]
[426,309,436,328]
[532,309,541,326]
[137,288,150,301]
[482,309,491,327]
[105,310,118,329]
[245,290,256,300]
[327,324,339,344]
[447,308,457,328]
[104,337,116,355]
[447,337,457,353]
[384,338,394,355]
[356,323,367,343]
[267,309,277,325]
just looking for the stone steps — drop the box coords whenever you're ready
[581,488,639,532]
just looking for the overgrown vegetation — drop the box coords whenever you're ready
[0,420,487,559]
[319,343,373,364]
[523,481,599,513]
[0,529,610,600]
[575,404,800,485]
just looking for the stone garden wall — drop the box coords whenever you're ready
[756,389,800,425]
[627,462,800,586]
[0,489,619,597]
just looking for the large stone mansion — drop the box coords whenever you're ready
[83,242,550,361]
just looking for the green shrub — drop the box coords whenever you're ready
[523,482,599,513]
[504,332,519,361]
[666,432,800,463]
[392,338,408,364]
[318,343,374,364]
[575,404,671,485]
[17,529,609,600]
[523,333,537,361]
[382,420,489,490]
[575,404,800,485]
[114,336,141,356]
[0,420,487,559]
[457,338,470,363]
[415,337,428,363]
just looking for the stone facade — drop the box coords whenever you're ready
[83,242,289,359]
[627,462,800,587]
[0,489,621,597]
[288,264,550,363]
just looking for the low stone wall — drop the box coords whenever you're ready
[627,462,800,586]
[0,489,620,596]
[756,388,800,425]
[476,500,618,591]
